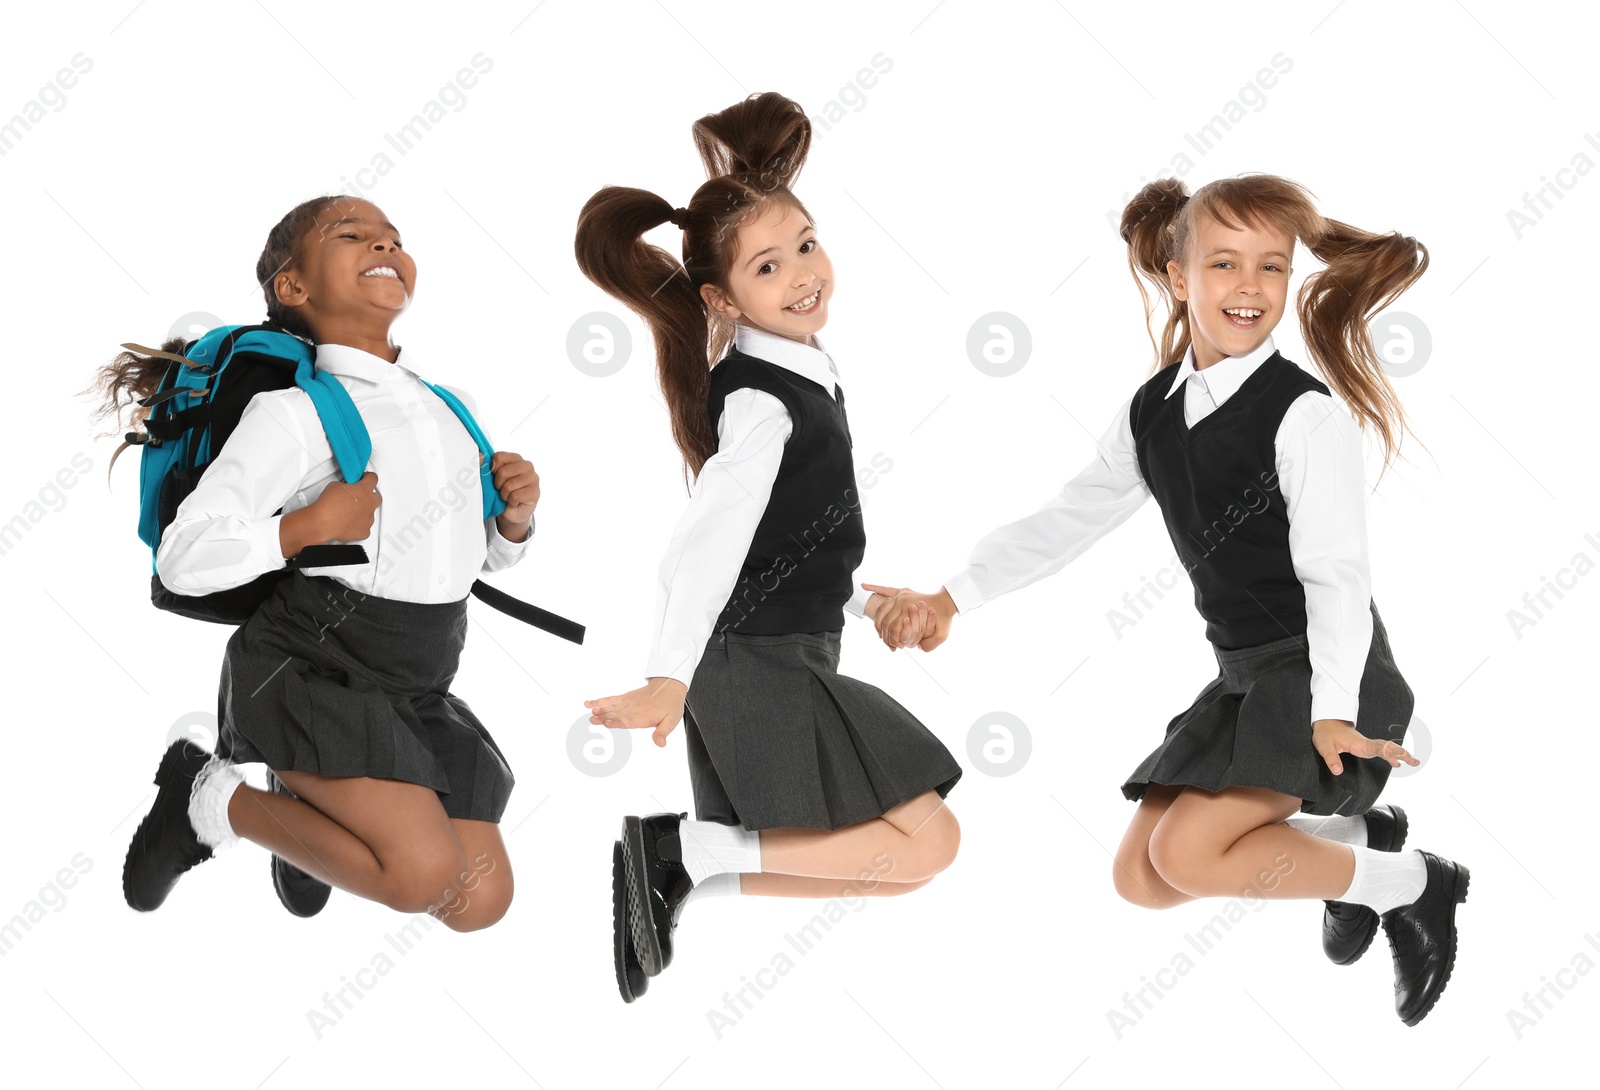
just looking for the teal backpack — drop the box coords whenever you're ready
[125,323,582,641]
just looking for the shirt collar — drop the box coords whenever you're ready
[314,341,423,383]
[733,322,839,399]
[1163,333,1278,404]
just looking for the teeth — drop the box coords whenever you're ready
[786,290,819,312]
[363,266,399,279]
[1224,307,1261,317]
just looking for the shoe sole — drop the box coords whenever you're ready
[268,773,332,918]
[1402,863,1470,1027]
[621,816,667,977]
[613,840,638,1003]
[121,742,199,912]
[1327,805,1411,966]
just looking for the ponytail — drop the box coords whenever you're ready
[1119,173,1426,471]
[574,92,815,485]
[84,193,350,478]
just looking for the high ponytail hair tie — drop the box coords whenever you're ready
[668,206,689,228]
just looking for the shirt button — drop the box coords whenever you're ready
[437,575,446,585]
[429,449,439,459]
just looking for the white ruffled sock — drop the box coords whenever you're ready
[1286,813,1370,846]
[678,820,762,886]
[1337,846,1428,915]
[188,756,244,850]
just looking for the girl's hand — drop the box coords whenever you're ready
[862,583,957,652]
[489,450,539,541]
[865,589,936,650]
[585,678,688,748]
[310,470,382,543]
[1312,719,1418,776]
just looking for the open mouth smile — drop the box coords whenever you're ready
[785,289,821,313]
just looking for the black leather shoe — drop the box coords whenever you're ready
[268,772,332,918]
[122,740,215,911]
[621,812,693,977]
[613,840,648,1002]
[1381,850,1469,1026]
[1323,804,1408,965]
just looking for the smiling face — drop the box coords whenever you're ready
[701,199,832,344]
[1167,210,1292,368]
[272,197,415,349]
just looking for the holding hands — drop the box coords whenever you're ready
[862,583,959,652]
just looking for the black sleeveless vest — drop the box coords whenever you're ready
[706,348,866,635]
[1129,351,1331,649]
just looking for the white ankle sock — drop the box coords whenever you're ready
[682,871,743,908]
[678,820,762,886]
[188,756,244,850]
[1286,813,1370,846]
[1337,846,1427,914]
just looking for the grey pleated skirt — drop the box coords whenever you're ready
[681,629,962,831]
[1121,601,1413,817]
[216,571,514,823]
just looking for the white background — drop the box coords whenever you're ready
[2,2,1594,1088]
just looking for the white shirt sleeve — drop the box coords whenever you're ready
[642,387,791,687]
[943,395,1150,613]
[843,582,873,619]
[1277,391,1373,727]
[443,383,534,574]
[154,389,320,595]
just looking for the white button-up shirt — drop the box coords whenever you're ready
[156,342,530,603]
[643,323,872,687]
[943,335,1373,725]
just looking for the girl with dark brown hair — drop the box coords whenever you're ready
[94,195,539,931]
[871,174,1470,1026]
[575,91,962,1003]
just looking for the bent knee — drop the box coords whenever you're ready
[907,807,960,880]
[378,847,471,914]
[1146,830,1213,896]
[1112,852,1184,908]
[438,885,514,932]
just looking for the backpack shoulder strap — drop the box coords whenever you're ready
[289,350,370,485]
[423,381,507,520]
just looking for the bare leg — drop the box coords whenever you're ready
[1148,785,1357,900]
[754,791,959,886]
[227,772,470,915]
[1112,783,1197,909]
[739,874,934,898]
[435,818,514,932]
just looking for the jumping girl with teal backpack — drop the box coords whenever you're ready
[90,194,561,930]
